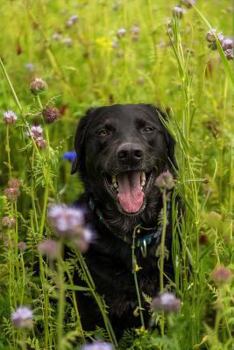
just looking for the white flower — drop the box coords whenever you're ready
[29,125,43,139]
[3,110,17,124]
[11,307,33,328]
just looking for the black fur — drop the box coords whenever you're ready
[72,104,178,337]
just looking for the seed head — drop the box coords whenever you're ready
[4,187,20,202]
[206,29,224,43]
[2,216,16,228]
[81,342,114,350]
[3,110,17,124]
[116,28,127,38]
[8,178,21,189]
[224,48,234,60]
[42,106,60,124]
[18,241,27,252]
[172,6,186,18]
[30,78,47,95]
[155,170,175,190]
[151,292,181,313]
[38,239,60,260]
[211,265,233,286]
[11,307,33,328]
[66,14,78,27]
[181,0,196,8]
[221,37,234,51]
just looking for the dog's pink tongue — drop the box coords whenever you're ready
[117,171,144,213]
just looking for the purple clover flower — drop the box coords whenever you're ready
[81,342,114,350]
[11,307,33,328]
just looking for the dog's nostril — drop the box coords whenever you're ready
[117,144,143,162]
[134,149,143,159]
[118,150,128,160]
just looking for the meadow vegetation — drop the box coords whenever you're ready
[0,0,233,349]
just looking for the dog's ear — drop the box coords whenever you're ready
[154,106,177,172]
[144,104,177,173]
[71,108,97,175]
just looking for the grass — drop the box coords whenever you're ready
[0,0,233,349]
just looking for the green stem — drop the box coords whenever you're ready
[159,190,168,293]
[6,125,12,177]
[131,225,145,328]
[76,250,117,346]
[57,243,65,350]
[0,57,23,113]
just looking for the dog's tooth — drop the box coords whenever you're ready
[141,172,146,186]
[112,175,117,184]
[113,183,118,189]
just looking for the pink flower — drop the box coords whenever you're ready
[11,307,33,328]
[3,110,17,124]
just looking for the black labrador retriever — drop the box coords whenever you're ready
[71,104,178,336]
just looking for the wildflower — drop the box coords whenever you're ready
[3,110,17,124]
[116,28,127,38]
[38,239,60,260]
[155,170,175,190]
[62,37,73,47]
[211,265,233,286]
[28,125,43,139]
[11,306,33,328]
[73,227,93,253]
[24,63,35,72]
[48,205,85,238]
[181,0,196,8]
[81,342,114,350]
[63,151,77,162]
[8,178,21,189]
[4,187,20,202]
[18,241,27,252]
[151,292,181,313]
[42,106,60,124]
[2,216,16,228]
[52,32,62,41]
[136,76,145,85]
[224,48,234,60]
[66,14,78,27]
[35,137,47,149]
[206,29,224,43]
[30,78,47,95]
[112,39,119,49]
[172,6,186,18]
[131,25,140,41]
[221,37,234,51]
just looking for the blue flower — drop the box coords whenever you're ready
[63,151,77,162]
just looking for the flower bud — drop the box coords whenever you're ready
[30,78,47,95]
[42,106,60,124]
[211,265,233,286]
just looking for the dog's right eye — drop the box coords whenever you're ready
[96,128,109,137]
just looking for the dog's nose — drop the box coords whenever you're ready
[117,143,143,163]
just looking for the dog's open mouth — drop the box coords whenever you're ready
[105,170,154,214]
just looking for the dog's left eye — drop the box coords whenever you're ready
[96,128,110,137]
[142,126,155,133]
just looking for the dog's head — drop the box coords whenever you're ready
[72,104,176,216]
